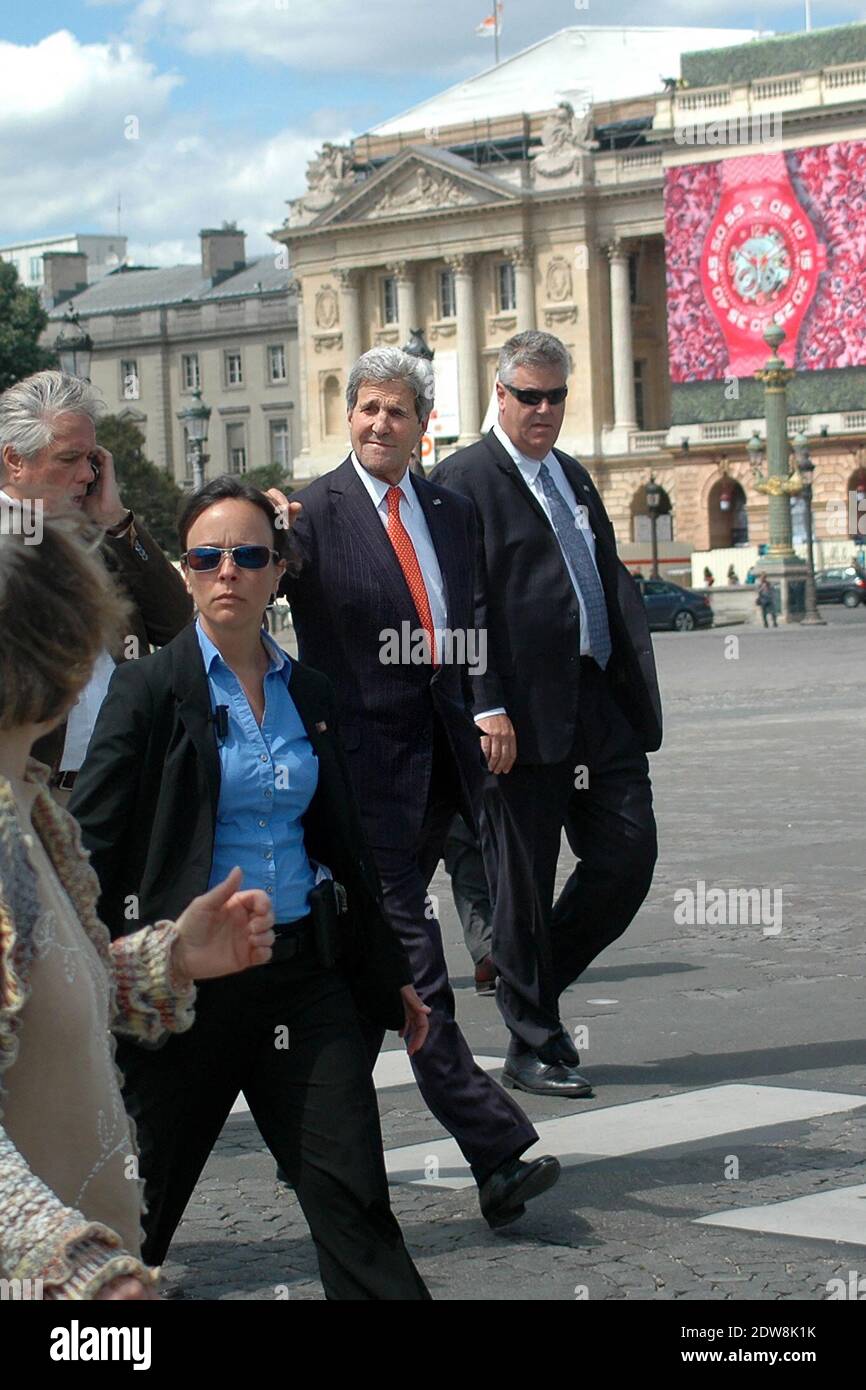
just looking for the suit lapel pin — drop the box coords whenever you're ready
[315,720,328,732]
[432,498,442,506]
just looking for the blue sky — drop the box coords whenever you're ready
[0,0,860,264]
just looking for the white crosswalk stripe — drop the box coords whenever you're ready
[696,1183,866,1246]
[382,1084,866,1190]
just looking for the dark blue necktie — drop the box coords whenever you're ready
[536,461,612,669]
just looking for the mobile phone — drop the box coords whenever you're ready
[86,458,101,495]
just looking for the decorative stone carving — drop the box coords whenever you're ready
[366,167,475,219]
[545,257,573,303]
[315,286,339,330]
[544,305,578,327]
[313,333,343,354]
[287,142,356,226]
[509,244,534,268]
[532,101,598,182]
[445,253,475,276]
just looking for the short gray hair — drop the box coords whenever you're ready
[0,370,104,464]
[498,331,573,385]
[346,347,435,422]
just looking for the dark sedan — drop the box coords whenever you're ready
[815,566,866,607]
[636,578,714,632]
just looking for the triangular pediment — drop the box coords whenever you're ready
[316,147,518,227]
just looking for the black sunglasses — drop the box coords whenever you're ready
[182,545,279,571]
[502,382,569,407]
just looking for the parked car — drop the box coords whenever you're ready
[814,566,866,607]
[636,577,714,632]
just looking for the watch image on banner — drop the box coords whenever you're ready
[664,140,866,380]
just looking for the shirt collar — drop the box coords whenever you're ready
[195,617,290,683]
[492,421,555,482]
[351,451,416,511]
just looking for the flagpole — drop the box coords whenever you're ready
[495,8,500,65]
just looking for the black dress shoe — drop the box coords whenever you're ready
[479,1154,561,1230]
[503,1048,593,1099]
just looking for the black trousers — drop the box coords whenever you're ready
[118,952,429,1300]
[362,719,537,1185]
[443,813,493,966]
[480,660,658,1054]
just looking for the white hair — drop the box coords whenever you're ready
[0,370,104,463]
[346,347,435,421]
[498,331,573,384]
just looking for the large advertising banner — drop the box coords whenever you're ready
[665,139,866,380]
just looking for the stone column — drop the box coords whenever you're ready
[448,253,481,445]
[292,279,311,461]
[335,267,362,365]
[388,260,418,344]
[512,245,536,333]
[606,239,637,431]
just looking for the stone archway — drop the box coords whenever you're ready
[707,476,748,549]
[322,373,342,437]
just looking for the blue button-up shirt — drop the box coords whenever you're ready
[196,620,318,923]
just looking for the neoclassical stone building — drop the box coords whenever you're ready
[273,24,866,561]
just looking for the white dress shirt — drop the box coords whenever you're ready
[1,487,115,770]
[350,453,448,635]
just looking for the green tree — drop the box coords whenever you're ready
[96,415,186,558]
[0,261,56,390]
[243,463,296,493]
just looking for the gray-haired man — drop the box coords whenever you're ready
[433,331,662,1098]
[0,370,192,797]
[276,347,560,1229]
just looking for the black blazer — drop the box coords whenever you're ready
[432,430,663,763]
[69,622,411,1029]
[281,456,486,850]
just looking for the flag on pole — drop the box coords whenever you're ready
[476,2,503,38]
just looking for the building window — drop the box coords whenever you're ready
[181,353,200,391]
[267,344,287,383]
[382,275,398,325]
[121,359,140,401]
[226,422,247,474]
[29,256,43,283]
[628,252,639,304]
[498,262,516,312]
[633,360,646,430]
[224,350,243,387]
[438,268,456,319]
[269,417,293,475]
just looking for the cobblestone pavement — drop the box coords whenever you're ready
[159,608,866,1301]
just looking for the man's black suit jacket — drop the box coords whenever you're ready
[281,456,486,851]
[69,621,411,1029]
[431,430,663,764]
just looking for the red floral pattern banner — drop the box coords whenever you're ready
[665,140,866,381]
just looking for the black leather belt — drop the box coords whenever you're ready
[51,770,78,791]
[270,914,314,962]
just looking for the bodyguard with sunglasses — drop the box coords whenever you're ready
[432,332,662,1099]
[70,477,431,1299]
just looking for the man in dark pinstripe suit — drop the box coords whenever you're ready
[277,347,559,1230]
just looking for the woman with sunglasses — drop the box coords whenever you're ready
[70,476,431,1300]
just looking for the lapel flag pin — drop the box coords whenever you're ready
[315,720,328,732]
[432,498,442,505]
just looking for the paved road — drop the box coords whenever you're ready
[160,608,866,1300]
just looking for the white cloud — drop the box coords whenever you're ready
[0,29,346,265]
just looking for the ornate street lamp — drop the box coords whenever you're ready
[177,390,211,490]
[53,309,93,381]
[792,431,825,626]
[644,474,662,578]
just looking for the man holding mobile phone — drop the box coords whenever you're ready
[0,370,192,801]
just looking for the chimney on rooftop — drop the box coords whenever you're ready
[200,224,246,285]
[42,251,88,308]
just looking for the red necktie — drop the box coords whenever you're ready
[385,485,437,665]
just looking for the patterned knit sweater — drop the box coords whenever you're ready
[0,759,196,1299]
